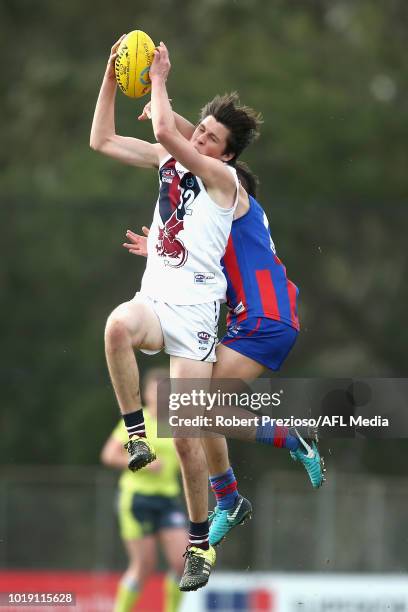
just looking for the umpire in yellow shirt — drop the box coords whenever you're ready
[101,368,188,612]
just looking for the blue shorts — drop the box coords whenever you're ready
[220,317,298,371]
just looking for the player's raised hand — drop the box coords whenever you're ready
[138,101,152,121]
[123,227,150,257]
[106,34,126,80]
[138,98,172,121]
[150,42,171,82]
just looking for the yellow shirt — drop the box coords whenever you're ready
[113,412,180,497]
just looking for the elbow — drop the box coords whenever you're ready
[90,136,104,152]
[90,129,112,152]
[100,448,112,466]
[154,125,173,145]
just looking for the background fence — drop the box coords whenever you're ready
[1,465,406,574]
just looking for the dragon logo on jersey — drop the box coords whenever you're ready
[156,172,200,268]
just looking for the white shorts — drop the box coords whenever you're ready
[134,292,221,362]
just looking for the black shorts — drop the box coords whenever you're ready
[118,491,187,539]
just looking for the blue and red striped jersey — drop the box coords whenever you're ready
[221,195,300,330]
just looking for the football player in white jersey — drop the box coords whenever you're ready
[124,105,325,576]
[91,37,262,591]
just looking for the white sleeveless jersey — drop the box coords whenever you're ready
[140,156,238,305]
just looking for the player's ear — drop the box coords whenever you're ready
[220,151,234,162]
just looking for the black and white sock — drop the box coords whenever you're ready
[123,410,146,439]
[188,520,209,551]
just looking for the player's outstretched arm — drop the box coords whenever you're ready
[90,36,164,169]
[139,100,195,140]
[149,42,236,208]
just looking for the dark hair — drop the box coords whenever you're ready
[199,92,262,162]
[236,161,259,198]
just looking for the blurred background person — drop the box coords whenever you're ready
[101,367,188,612]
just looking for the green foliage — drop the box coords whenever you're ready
[1,0,407,469]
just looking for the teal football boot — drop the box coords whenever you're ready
[290,429,326,488]
[208,495,252,546]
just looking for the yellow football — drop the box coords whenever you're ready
[115,30,155,98]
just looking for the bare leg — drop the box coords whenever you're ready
[105,298,164,415]
[213,343,266,381]
[159,528,187,612]
[201,343,265,476]
[204,344,324,490]
[113,536,156,612]
[159,527,188,577]
[170,356,212,523]
[123,535,157,588]
[174,437,209,522]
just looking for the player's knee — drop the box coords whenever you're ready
[104,316,131,351]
